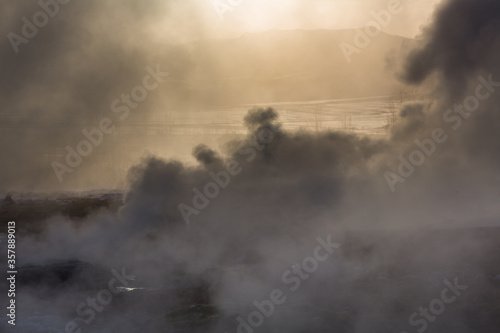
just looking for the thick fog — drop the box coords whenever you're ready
[0,0,434,192]
[3,0,500,332]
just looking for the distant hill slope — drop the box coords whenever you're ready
[171,29,413,106]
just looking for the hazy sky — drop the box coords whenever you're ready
[0,0,446,191]
[198,0,444,39]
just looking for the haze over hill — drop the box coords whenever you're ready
[0,27,412,191]
[174,29,412,106]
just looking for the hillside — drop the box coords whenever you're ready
[171,29,413,106]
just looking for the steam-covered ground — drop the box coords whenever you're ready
[1,193,500,332]
[2,103,500,332]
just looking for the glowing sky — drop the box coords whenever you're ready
[203,0,444,39]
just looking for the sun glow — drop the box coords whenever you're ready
[211,0,444,39]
